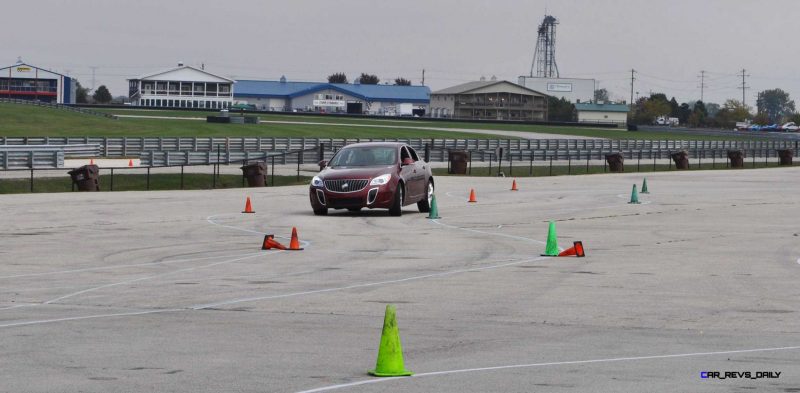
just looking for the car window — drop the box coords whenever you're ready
[407,146,420,161]
[329,146,397,167]
[400,147,412,162]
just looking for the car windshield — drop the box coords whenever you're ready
[329,146,397,167]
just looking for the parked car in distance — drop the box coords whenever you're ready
[748,124,762,131]
[763,124,779,131]
[309,142,434,216]
[780,122,799,132]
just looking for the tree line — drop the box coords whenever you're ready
[548,88,799,128]
[327,72,413,86]
[628,89,797,128]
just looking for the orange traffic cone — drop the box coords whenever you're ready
[90,158,95,165]
[288,227,303,250]
[468,189,477,203]
[511,179,518,191]
[558,241,585,257]
[261,234,287,250]
[128,159,134,167]
[242,197,255,213]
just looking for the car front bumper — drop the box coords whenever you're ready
[309,183,394,210]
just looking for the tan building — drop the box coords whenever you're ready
[429,80,548,120]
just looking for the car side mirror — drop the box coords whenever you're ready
[318,160,327,169]
[401,158,415,166]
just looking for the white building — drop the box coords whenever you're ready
[0,59,76,104]
[128,63,235,109]
[574,102,629,125]
[517,76,595,104]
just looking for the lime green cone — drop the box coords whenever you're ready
[368,305,413,377]
[427,194,440,219]
[629,184,640,204]
[542,221,559,256]
[641,178,649,194]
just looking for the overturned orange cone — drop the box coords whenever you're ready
[288,227,303,250]
[261,234,287,250]
[511,179,518,191]
[558,241,585,257]
[242,196,255,213]
[468,189,477,203]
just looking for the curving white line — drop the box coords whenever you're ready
[0,308,184,329]
[43,253,268,305]
[206,214,312,247]
[0,211,550,326]
[0,304,29,311]
[430,218,549,247]
[295,345,800,393]
[206,214,266,235]
[192,256,545,310]
[0,251,260,280]
[444,191,469,201]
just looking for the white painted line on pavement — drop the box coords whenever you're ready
[192,256,546,310]
[295,345,800,393]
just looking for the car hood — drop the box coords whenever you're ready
[319,165,396,180]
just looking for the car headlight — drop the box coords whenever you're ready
[370,174,391,186]
[311,176,323,187]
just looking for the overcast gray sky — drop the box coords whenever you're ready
[4,0,799,106]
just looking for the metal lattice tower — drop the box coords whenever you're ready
[529,15,559,78]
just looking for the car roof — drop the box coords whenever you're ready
[341,142,407,149]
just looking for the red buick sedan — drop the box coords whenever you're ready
[309,142,434,216]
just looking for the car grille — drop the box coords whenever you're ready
[328,197,364,207]
[324,179,368,193]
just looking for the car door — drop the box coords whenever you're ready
[406,146,427,198]
[403,145,426,200]
[398,146,420,201]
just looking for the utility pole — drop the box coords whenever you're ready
[698,70,707,102]
[629,69,636,106]
[90,66,98,91]
[739,69,750,106]
[421,69,425,86]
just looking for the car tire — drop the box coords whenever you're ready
[389,183,404,216]
[417,179,434,213]
[313,207,328,216]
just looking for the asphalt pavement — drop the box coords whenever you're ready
[1,167,799,392]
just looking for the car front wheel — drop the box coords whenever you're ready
[389,183,404,216]
[417,179,433,213]
[313,207,328,216]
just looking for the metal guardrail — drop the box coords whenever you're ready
[470,147,799,162]
[141,150,274,166]
[1,148,316,193]
[0,149,64,169]
[2,145,796,194]
[0,143,101,168]
[2,136,798,161]
[0,98,117,119]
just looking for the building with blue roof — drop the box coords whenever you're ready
[233,77,431,115]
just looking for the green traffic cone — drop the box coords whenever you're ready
[368,305,413,377]
[542,221,559,256]
[427,194,440,219]
[629,184,640,204]
[641,178,649,194]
